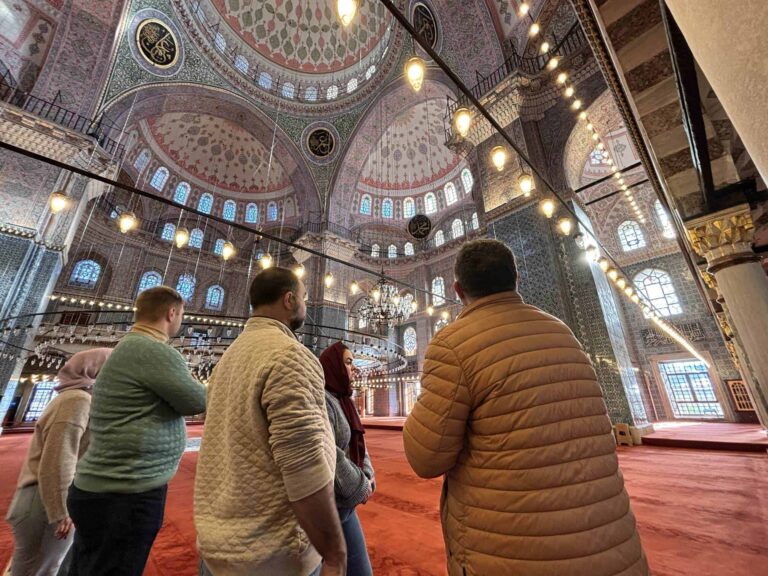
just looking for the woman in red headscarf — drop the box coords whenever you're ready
[319,342,374,576]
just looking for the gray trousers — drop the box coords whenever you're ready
[5,485,73,576]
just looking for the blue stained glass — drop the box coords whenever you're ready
[176,274,196,302]
[432,277,445,306]
[360,195,372,215]
[161,223,175,241]
[173,183,190,204]
[382,199,393,218]
[69,260,101,288]
[214,239,225,255]
[245,203,258,223]
[223,200,236,221]
[205,285,225,310]
[189,229,204,248]
[138,271,162,294]
[198,193,213,214]
[404,198,415,218]
[150,167,169,190]
[267,202,278,221]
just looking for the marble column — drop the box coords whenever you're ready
[665,0,768,183]
[687,204,768,427]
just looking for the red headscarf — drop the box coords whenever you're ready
[319,342,366,468]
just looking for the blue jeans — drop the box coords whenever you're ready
[339,508,372,576]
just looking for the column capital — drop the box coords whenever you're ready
[292,231,359,264]
[685,204,759,273]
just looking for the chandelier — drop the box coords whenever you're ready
[357,278,416,332]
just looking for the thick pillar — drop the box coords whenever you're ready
[664,0,768,183]
[687,205,768,427]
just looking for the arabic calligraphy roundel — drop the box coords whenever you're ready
[136,19,179,68]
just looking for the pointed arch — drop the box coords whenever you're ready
[150,167,169,191]
[173,182,190,204]
[198,193,214,214]
[69,260,101,289]
[205,285,225,311]
[618,220,646,251]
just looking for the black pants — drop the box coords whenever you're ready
[67,484,167,576]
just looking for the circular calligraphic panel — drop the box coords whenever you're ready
[136,18,179,69]
[307,128,335,159]
[408,214,432,239]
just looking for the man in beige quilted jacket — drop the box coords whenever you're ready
[195,268,345,576]
[404,239,649,576]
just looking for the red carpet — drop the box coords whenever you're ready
[2,429,767,575]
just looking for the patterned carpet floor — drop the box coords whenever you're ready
[1,429,767,575]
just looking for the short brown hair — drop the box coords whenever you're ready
[249,267,300,309]
[455,239,518,299]
[134,286,183,323]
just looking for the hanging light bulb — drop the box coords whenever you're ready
[405,57,425,92]
[350,280,359,295]
[616,277,627,290]
[607,268,619,281]
[410,300,418,312]
[441,310,450,320]
[324,272,334,288]
[453,107,472,138]
[598,258,610,272]
[597,142,605,150]
[221,241,236,261]
[556,72,568,85]
[518,172,534,196]
[117,211,137,234]
[540,199,556,219]
[337,0,357,27]
[372,288,381,302]
[174,227,189,249]
[260,253,273,269]
[624,286,634,297]
[427,306,434,316]
[529,22,540,36]
[519,2,530,16]
[564,86,575,98]
[556,217,573,236]
[49,191,70,214]
[393,294,402,306]
[546,56,559,70]
[540,41,550,53]
[585,245,600,262]
[631,293,640,304]
[293,264,305,279]
[579,111,588,120]
[591,133,599,141]
[571,99,582,110]
[491,146,507,171]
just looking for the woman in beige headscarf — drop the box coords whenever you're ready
[5,348,112,576]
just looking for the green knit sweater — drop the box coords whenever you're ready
[74,331,207,494]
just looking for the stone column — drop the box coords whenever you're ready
[687,204,768,427]
[665,0,768,183]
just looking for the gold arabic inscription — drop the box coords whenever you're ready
[136,19,178,68]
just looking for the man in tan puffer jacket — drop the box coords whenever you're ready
[404,239,649,576]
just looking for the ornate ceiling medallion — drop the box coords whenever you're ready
[301,122,340,166]
[307,128,335,159]
[136,19,179,68]
[408,214,432,239]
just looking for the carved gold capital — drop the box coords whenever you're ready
[686,204,754,257]
[699,269,718,291]
[716,311,734,339]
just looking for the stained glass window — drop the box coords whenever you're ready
[150,167,169,190]
[205,285,225,311]
[365,65,376,80]
[434,318,448,333]
[404,242,414,256]
[347,78,358,93]
[234,55,249,74]
[658,360,723,418]
[134,149,150,171]
[176,274,196,302]
[654,200,675,239]
[403,326,417,356]
[214,239,225,255]
[69,260,101,288]
[444,182,458,205]
[432,277,445,306]
[214,32,226,51]
[618,220,646,251]
[452,218,464,239]
[137,271,162,294]
[161,223,175,241]
[223,200,237,221]
[258,72,273,90]
[198,193,213,214]
[425,192,437,214]
[634,268,682,317]
[267,201,278,221]
[434,230,444,247]
[404,197,415,218]
[371,244,380,258]
[590,148,609,165]
[461,168,474,193]
[304,86,318,101]
[281,82,295,99]
[173,182,190,204]
[382,198,393,219]
[245,203,258,223]
[23,381,57,422]
[471,212,479,230]
[388,244,397,259]
[358,316,368,329]
[189,228,204,249]
[360,195,372,215]
[327,85,338,100]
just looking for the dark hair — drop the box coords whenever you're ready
[454,239,518,298]
[249,267,301,309]
[134,286,183,323]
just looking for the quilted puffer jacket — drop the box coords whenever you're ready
[404,291,649,576]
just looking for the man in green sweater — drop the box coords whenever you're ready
[67,286,207,576]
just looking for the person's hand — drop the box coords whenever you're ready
[320,559,346,576]
[55,517,73,540]
[369,474,376,493]
[361,478,374,504]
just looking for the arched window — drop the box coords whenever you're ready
[365,65,376,80]
[434,318,449,333]
[358,316,368,329]
[137,271,162,294]
[403,197,415,218]
[359,195,372,215]
[245,203,258,223]
[461,168,474,193]
[425,192,437,214]
[471,212,479,230]
[452,218,464,239]
[267,201,278,221]
[654,200,675,239]
[634,269,682,316]
[281,82,295,99]
[382,198,393,218]
[234,54,249,74]
[618,220,646,251]
[444,182,458,205]
[205,285,225,311]
[304,86,318,101]
[69,259,101,288]
[404,242,414,256]
[403,293,414,312]
[214,239,225,255]
[176,274,196,302]
[214,32,227,51]
[434,230,445,247]
[432,277,445,307]
[371,244,380,258]
[347,78,358,93]
[150,167,169,190]
[161,223,176,241]
[388,244,397,259]
[173,182,190,204]
[222,200,237,221]
[403,326,417,357]
[258,72,273,90]
[197,193,213,214]
[326,85,338,100]
[189,228,204,249]
[134,149,150,171]
[284,198,296,218]
[590,148,609,165]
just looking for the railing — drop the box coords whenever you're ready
[444,23,588,135]
[0,75,125,160]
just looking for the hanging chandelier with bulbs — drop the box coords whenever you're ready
[356,278,416,332]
